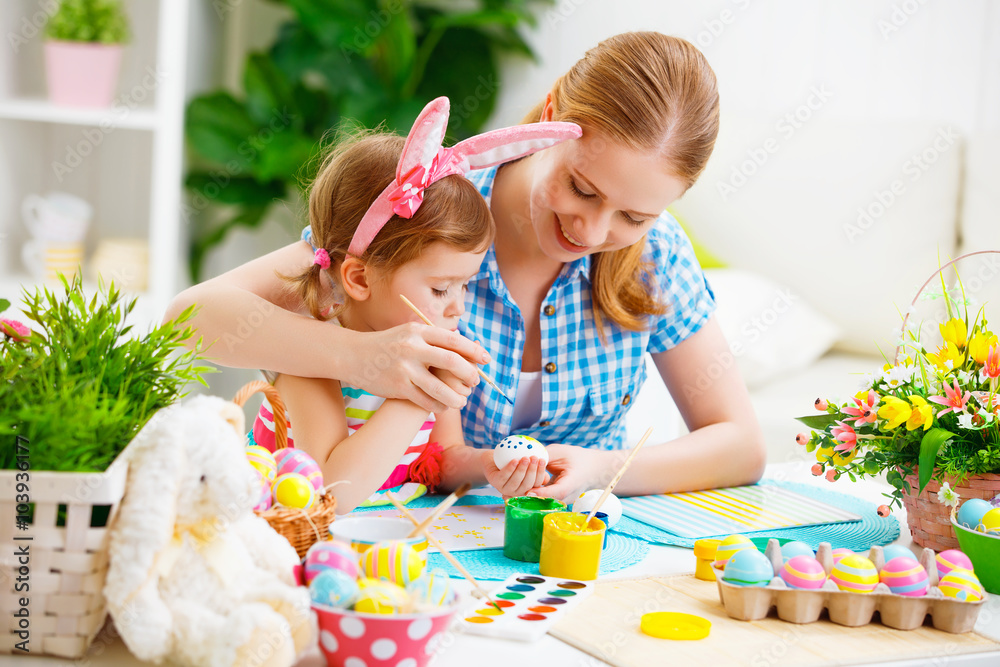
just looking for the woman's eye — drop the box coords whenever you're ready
[567,175,595,199]
[432,288,448,297]
[621,212,646,226]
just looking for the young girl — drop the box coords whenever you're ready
[245,98,581,512]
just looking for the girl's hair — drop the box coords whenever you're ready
[524,32,720,336]
[287,131,494,320]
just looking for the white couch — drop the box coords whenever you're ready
[626,115,1000,463]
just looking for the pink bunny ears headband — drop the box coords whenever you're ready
[345,96,582,258]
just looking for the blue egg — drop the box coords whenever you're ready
[957,498,993,530]
[881,544,915,563]
[309,569,358,608]
[406,567,454,609]
[780,541,814,562]
[722,549,775,587]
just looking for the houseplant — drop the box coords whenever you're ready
[0,276,210,658]
[44,0,130,107]
[795,252,1000,551]
[184,0,552,281]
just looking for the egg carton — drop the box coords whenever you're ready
[716,541,986,633]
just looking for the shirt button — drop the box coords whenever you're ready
[621,393,631,406]
[539,420,551,427]
[543,305,556,316]
[544,362,557,373]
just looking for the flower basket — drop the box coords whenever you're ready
[232,381,336,558]
[0,449,129,658]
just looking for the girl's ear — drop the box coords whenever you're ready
[340,256,372,301]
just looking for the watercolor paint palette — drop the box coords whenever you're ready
[457,573,594,641]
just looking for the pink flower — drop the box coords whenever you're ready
[986,345,1000,379]
[842,389,879,425]
[0,318,29,342]
[830,420,858,453]
[928,379,971,416]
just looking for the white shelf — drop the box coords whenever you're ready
[0,96,159,130]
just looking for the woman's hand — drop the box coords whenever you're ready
[480,450,549,499]
[529,444,615,503]
[340,323,490,413]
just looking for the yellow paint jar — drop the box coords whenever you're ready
[693,538,722,581]
[538,512,606,581]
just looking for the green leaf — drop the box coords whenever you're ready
[244,53,299,129]
[415,27,498,136]
[186,93,260,168]
[794,413,843,429]
[918,427,954,493]
[185,173,285,207]
[0,299,9,313]
[253,131,320,183]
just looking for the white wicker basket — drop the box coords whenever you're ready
[0,450,128,658]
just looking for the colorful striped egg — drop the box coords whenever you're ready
[713,534,756,568]
[980,508,1000,534]
[935,549,974,577]
[879,556,929,597]
[354,577,410,614]
[881,544,915,564]
[830,554,879,593]
[722,549,774,587]
[407,568,455,609]
[938,568,984,602]
[309,569,358,608]
[251,468,272,512]
[272,472,316,509]
[304,540,360,584]
[957,498,992,530]
[780,555,826,589]
[361,540,427,586]
[831,548,855,564]
[274,448,324,491]
[246,445,277,484]
[780,541,814,562]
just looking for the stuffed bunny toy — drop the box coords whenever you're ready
[105,395,314,667]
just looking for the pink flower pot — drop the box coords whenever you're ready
[44,41,123,108]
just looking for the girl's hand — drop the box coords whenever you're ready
[342,323,489,413]
[480,450,550,499]
[529,444,615,503]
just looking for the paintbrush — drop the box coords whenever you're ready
[406,482,471,538]
[583,426,653,527]
[399,294,513,405]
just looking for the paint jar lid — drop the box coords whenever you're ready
[693,538,722,560]
[640,612,711,640]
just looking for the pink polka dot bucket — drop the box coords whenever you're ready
[313,603,458,667]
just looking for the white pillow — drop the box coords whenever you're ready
[706,268,840,389]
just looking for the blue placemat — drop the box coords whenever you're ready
[612,480,899,551]
[351,491,504,511]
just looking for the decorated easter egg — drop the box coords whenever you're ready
[830,554,879,593]
[780,541,814,562]
[354,577,410,614]
[304,540,360,584]
[274,448,324,492]
[573,490,623,527]
[251,468,272,512]
[780,555,826,589]
[713,534,756,568]
[407,568,455,609]
[980,508,1000,534]
[831,548,855,564]
[938,568,984,602]
[935,549,974,577]
[272,472,316,509]
[957,498,993,530]
[881,544,915,564]
[722,549,774,587]
[879,556,929,597]
[246,445,277,483]
[309,569,358,609]
[493,435,548,470]
[361,540,426,585]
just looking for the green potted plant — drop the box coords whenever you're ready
[0,277,210,658]
[44,0,130,107]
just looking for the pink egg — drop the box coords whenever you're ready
[831,548,854,564]
[274,448,324,491]
[935,549,974,577]
[251,468,272,511]
[879,556,929,597]
[304,540,360,584]
[780,555,826,589]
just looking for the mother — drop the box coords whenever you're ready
[166,32,765,501]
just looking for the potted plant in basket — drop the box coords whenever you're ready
[795,253,1000,552]
[44,0,130,108]
[0,276,210,659]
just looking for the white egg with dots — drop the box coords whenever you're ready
[493,435,548,469]
[573,489,623,527]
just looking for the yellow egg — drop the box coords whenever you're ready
[272,472,315,509]
[246,445,277,483]
[353,577,409,614]
[713,534,756,568]
[979,508,1000,534]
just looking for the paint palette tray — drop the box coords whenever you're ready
[457,573,595,641]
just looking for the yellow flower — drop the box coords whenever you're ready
[905,395,934,431]
[968,331,998,364]
[878,396,912,429]
[882,355,913,372]
[928,341,963,371]
[816,445,856,466]
[940,318,968,349]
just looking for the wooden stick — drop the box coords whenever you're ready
[584,426,653,526]
[406,482,471,538]
[384,491,501,612]
[399,294,513,405]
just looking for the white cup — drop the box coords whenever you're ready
[22,192,92,243]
